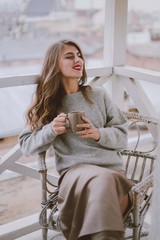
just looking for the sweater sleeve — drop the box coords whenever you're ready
[18,123,57,156]
[96,89,128,150]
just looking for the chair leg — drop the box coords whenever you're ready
[41,207,48,240]
[42,227,48,240]
[133,226,140,240]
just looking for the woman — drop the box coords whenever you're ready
[19,39,132,240]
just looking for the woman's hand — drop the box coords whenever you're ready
[76,116,100,141]
[51,113,67,135]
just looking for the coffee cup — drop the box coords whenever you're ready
[66,111,86,133]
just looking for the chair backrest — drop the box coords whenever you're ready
[122,150,155,184]
[121,111,159,184]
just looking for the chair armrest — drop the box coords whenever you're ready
[132,173,153,194]
[130,173,153,230]
[38,152,47,172]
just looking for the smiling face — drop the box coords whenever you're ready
[58,44,84,82]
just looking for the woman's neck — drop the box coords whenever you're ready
[63,78,79,94]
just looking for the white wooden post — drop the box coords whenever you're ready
[110,75,124,109]
[149,123,160,240]
[103,0,128,109]
[103,0,128,66]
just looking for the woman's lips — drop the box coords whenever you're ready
[73,64,82,71]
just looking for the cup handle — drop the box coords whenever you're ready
[66,114,70,128]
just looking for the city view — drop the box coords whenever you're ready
[0,0,160,73]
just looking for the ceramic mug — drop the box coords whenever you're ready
[66,111,86,133]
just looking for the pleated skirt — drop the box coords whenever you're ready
[58,164,132,240]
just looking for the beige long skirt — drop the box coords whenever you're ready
[58,164,132,240]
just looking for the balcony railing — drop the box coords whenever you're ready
[0,65,160,239]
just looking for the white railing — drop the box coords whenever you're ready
[0,65,160,239]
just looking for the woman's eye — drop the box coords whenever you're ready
[66,55,74,59]
[78,54,82,58]
[65,53,82,59]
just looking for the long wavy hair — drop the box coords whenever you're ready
[26,39,92,130]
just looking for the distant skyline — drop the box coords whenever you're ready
[128,0,160,13]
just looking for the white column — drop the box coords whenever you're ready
[149,123,160,240]
[103,0,128,109]
[103,0,128,66]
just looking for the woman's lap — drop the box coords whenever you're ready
[58,164,132,240]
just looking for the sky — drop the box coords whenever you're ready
[0,0,160,13]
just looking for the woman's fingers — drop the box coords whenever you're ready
[77,128,100,141]
[77,116,93,129]
[51,113,67,135]
[76,123,100,141]
[77,122,93,129]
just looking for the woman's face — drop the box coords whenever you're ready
[58,44,84,81]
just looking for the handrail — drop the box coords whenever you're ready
[114,66,160,84]
[0,67,113,88]
[1,65,160,89]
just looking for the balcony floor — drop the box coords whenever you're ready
[17,230,65,240]
[16,229,149,240]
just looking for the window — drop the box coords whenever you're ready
[127,0,160,71]
[0,0,105,74]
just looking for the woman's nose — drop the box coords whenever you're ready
[74,56,80,62]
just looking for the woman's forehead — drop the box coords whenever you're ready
[61,44,79,54]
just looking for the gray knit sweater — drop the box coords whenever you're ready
[19,86,128,173]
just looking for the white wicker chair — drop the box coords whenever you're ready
[38,112,159,240]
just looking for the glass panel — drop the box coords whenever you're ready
[127,0,160,71]
[0,0,105,75]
